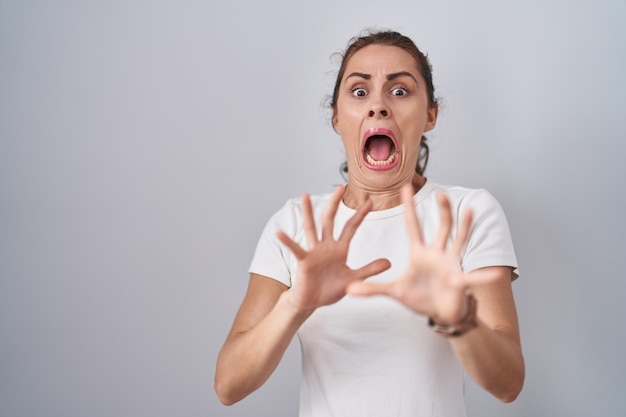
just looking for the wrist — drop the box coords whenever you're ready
[428,294,478,337]
[279,290,316,320]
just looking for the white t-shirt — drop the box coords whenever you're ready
[249,180,518,417]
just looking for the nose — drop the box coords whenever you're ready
[368,96,390,118]
[369,109,388,117]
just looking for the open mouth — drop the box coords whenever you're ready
[362,129,399,170]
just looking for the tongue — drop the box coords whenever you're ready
[368,137,393,160]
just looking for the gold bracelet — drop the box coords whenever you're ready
[428,294,478,337]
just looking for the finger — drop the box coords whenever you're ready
[352,258,391,281]
[402,184,423,245]
[434,192,453,250]
[276,231,307,260]
[301,194,318,246]
[451,208,473,258]
[338,198,372,242]
[347,280,394,297]
[321,185,344,240]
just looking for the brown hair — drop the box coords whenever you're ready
[331,29,438,176]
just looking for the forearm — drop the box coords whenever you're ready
[449,320,525,402]
[214,291,312,405]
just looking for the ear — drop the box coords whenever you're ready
[423,104,439,133]
[332,109,339,133]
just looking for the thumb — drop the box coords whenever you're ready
[353,258,391,282]
[347,280,394,297]
[347,258,391,296]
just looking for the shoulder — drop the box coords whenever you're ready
[264,191,335,233]
[424,182,518,276]
[424,181,503,214]
[278,192,335,217]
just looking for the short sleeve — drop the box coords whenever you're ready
[248,200,299,287]
[459,189,519,279]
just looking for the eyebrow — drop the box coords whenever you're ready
[386,71,418,83]
[345,72,371,80]
[345,71,418,83]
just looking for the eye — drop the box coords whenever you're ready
[351,87,367,97]
[391,87,408,96]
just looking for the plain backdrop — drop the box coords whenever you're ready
[1,1,625,416]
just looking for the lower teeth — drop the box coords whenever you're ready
[366,153,396,166]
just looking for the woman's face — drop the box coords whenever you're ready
[333,44,438,188]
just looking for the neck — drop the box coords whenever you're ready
[342,174,426,211]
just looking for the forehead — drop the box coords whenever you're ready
[344,44,420,77]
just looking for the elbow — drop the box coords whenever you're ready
[487,380,523,403]
[498,385,522,403]
[216,393,238,407]
[494,369,525,403]
[214,373,242,406]
[214,380,238,406]
[215,350,261,406]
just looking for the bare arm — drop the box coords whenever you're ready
[348,185,524,402]
[215,186,390,405]
[214,274,309,405]
[449,267,524,402]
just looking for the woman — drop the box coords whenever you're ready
[215,30,524,416]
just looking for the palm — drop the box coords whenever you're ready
[348,185,496,323]
[394,245,468,323]
[289,239,355,308]
[277,186,390,311]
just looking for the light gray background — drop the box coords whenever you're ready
[1,1,625,416]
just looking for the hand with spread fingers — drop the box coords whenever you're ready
[348,184,500,325]
[277,185,391,313]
